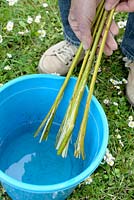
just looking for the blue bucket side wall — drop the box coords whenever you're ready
[2,182,75,200]
[0,74,108,199]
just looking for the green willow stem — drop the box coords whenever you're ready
[34,43,83,138]
[92,0,105,27]
[70,3,105,96]
[75,8,115,159]
[34,0,105,141]
[56,10,108,156]
[55,6,105,149]
[92,5,105,39]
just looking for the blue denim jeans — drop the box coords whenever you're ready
[58,0,80,46]
[121,13,134,61]
[58,0,134,60]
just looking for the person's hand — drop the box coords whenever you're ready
[68,0,98,50]
[105,0,134,12]
[116,0,134,12]
[68,0,118,55]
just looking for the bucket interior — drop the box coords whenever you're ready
[0,75,106,186]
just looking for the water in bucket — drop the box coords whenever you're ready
[0,122,85,185]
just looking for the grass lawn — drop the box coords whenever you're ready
[0,0,134,199]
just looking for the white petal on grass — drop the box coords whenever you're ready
[0,35,3,43]
[103,98,110,105]
[6,21,14,32]
[6,0,18,6]
[117,38,122,44]
[118,21,127,29]
[0,83,3,87]
[128,116,133,121]
[7,53,12,58]
[27,16,33,24]
[117,134,121,139]
[18,31,25,35]
[110,78,119,85]
[35,15,41,23]
[115,110,120,115]
[38,29,46,38]
[117,37,122,44]
[98,67,101,72]
[4,65,12,70]
[42,3,48,8]
[104,149,115,166]
[110,78,124,86]
[119,140,124,147]
[113,102,118,106]
[128,121,134,128]
[25,29,29,33]
[18,29,29,35]
[122,78,128,84]
[114,85,120,90]
[118,91,122,95]
[118,81,123,85]
[84,176,93,185]
[115,128,119,133]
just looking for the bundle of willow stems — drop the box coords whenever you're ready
[34,1,115,159]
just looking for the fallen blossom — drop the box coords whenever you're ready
[35,15,41,23]
[117,38,122,44]
[103,98,110,105]
[115,128,119,133]
[122,78,128,84]
[6,21,14,32]
[84,176,93,185]
[18,31,25,35]
[38,29,46,38]
[42,3,48,8]
[119,140,124,147]
[118,20,127,29]
[7,53,12,58]
[117,134,121,139]
[104,149,115,166]
[6,0,18,6]
[113,102,118,106]
[110,78,119,85]
[128,116,133,121]
[18,29,29,35]
[114,85,120,90]
[118,91,122,95]
[0,35,3,43]
[4,65,12,70]
[27,16,33,24]
[128,121,134,128]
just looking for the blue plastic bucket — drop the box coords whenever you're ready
[0,74,108,200]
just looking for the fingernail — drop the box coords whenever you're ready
[82,43,89,50]
[114,44,118,50]
[115,7,120,12]
[112,43,118,50]
[82,39,92,50]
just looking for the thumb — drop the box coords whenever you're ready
[79,20,92,49]
[68,14,92,50]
